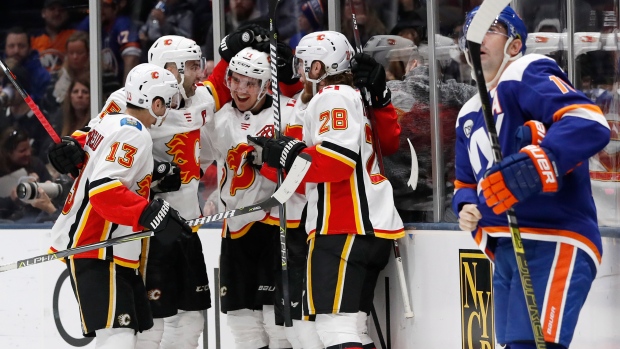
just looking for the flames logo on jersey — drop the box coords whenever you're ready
[166,131,201,184]
[62,153,90,215]
[226,143,256,196]
[136,174,152,198]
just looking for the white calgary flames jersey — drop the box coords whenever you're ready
[214,98,292,237]
[93,86,215,220]
[50,114,154,268]
[302,85,404,238]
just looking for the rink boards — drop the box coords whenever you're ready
[0,226,617,349]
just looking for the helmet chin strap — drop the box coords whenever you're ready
[149,105,169,127]
[304,71,329,96]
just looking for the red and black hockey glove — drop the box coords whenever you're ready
[139,198,192,245]
[481,145,561,215]
[47,136,86,178]
[247,135,307,173]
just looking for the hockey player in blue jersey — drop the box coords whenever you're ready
[453,6,610,349]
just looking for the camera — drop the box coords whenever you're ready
[17,181,63,202]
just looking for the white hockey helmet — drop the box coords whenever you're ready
[294,31,354,93]
[125,63,181,126]
[226,47,271,100]
[148,35,204,99]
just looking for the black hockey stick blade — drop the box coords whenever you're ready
[0,153,312,273]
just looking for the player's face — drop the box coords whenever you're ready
[67,40,88,71]
[229,72,263,112]
[70,82,90,112]
[183,59,205,98]
[9,140,32,167]
[480,22,509,83]
[5,33,29,63]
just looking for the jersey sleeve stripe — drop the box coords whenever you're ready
[552,104,606,125]
[203,80,220,111]
[316,141,357,168]
[88,178,123,197]
[454,179,477,190]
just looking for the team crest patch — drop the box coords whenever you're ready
[148,289,162,300]
[117,314,131,326]
[121,117,143,130]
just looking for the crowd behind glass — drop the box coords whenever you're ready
[0,0,617,227]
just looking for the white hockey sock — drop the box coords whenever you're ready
[135,318,164,349]
[161,310,204,349]
[315,313,360,347]
[356,311,374,346]
[294,319,323,349]
[227,308,269,349]
[95,328,137,349]
[263,305,293,349]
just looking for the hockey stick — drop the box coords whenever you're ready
[465,2,546,348]
[269,0,293,328]
[0,59,60,143]
[0,153,312,273]
[349,2,414,319]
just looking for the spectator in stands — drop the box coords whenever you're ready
[52,73,90,138]
[390,13,426,46]
[30,0,76,75]
[76,0,141,94]
[0,64,54,164]
[203,0,263,60]
[0,127,56,222]
[289,0,325,48]
[50,31,89,106]
[3,27,51,105]
[139,0,194,55]
[341,0,387,46]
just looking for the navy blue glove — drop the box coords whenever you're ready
[481,145,560,214]
[247,135,307,172]
[512,120,547,154]
[219,24,269,62]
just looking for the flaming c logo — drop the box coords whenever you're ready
[317,34,325,41]
[136,174,152,198]
[226,143,255,196]
[166,131,201,184]
[164,39,173,45]
[151,71,160,79]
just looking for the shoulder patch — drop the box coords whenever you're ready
[120,117,143,130]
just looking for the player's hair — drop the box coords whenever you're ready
[126,96,166,110]
[301,61,354,104]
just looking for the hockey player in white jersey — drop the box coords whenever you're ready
[211,46,293,349]
[49,63,191,349]
[248,31,405,349]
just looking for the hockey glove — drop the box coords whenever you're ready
[247,135,307,173]
[219,24,269,62]
[270,42,300,85]
[350,53,391,108]
[48,136,85,178]
[481,145,561,215]
[512,120,547,154]
[139,198,192,245]
[152,161,182,193]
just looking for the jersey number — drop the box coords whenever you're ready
[105,142,138,168]
[319,108,348,134]
[549,76,575,94]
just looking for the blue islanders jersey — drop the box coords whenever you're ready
[77,16,141,82]
[453,54,610,267]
